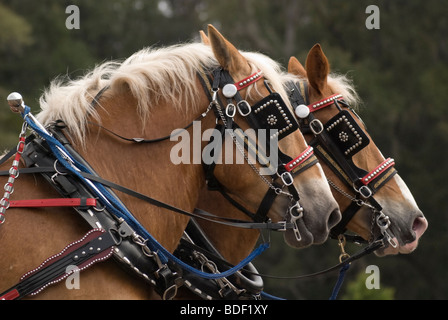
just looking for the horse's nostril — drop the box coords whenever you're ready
[412,216,428,236]
[328,207,342,229]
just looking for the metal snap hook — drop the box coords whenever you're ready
[290,203,303,219]
[376,212,391,229]
[337,235,351,263]
[289,201,304,242]
[376,212,398,248]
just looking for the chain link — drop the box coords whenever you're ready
[193,250,245,297]
[0,122,28,224]
[327,178,376,210]
[327,177,397,247]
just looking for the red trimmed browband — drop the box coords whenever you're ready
[361,158,395,185]
[9,198,97,208]
[308,94,344,112]
[234,70,263,91]
[284,146,314,172]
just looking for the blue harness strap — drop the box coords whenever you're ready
[329,264,350,300]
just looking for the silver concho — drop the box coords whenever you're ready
[222,84,238,98]
[294,104,310,119]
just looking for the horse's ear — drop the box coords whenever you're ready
[199,30,210,45]
[207,24,251,74]
[305,44,330,94]
[288,56,307,77]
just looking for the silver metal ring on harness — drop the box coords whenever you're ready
[53,159,68,176]
[354,183,373,198]
[309,119,324,135]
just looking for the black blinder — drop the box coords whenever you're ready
[250,93,299,141]
[324,110,370,158]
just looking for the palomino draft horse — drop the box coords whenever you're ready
[189,43,427,297]
[0,26,339,299]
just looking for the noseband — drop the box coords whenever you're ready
[198,68,319,241]
[286,80,398,247]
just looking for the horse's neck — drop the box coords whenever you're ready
[74,89,209,252]
[196,190,260,265]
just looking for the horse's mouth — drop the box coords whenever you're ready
[375,216,428,256]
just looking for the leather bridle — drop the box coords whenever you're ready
[286,79,398,247]
[198,68,319,241]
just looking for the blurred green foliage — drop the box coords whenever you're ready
[342,269,395,300]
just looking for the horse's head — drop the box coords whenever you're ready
[205,26,341,248]
[287,44,428,255]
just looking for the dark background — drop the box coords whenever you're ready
[0,0,446,299]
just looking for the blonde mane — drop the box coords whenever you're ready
[279,71,360,109]
[327,73,361,108]
[37,42,294,143]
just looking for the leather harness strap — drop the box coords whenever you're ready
[0,228,116,300]
[9,198,96,208]
[285,80,398,243]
